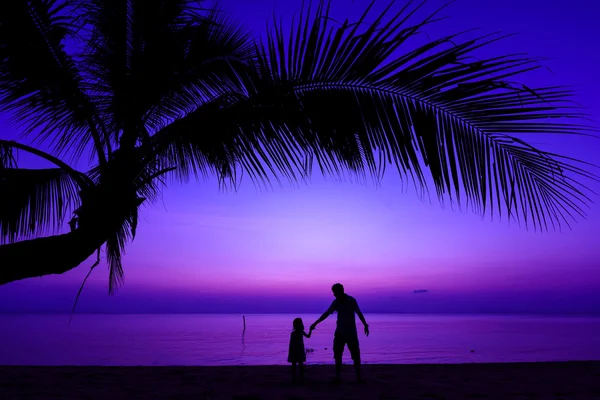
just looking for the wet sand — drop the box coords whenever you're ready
[1,362,599,399]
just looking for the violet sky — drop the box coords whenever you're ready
[1,0,599,314]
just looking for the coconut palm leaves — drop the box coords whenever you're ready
[0,140,91,241]
[0,167,80,240]
[76,0,253,148]
[0,0,597,292]
[0,0,109,162]
[247,0,597,231]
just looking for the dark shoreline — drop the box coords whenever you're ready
[2,362,599,399]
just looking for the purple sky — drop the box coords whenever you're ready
[1,0,599,314]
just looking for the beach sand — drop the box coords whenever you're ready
[1,362,599,399]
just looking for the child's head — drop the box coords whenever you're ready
[293,317,304,331]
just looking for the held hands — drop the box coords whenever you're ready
[309,323,317,331]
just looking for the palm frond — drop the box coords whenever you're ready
[0,139,94,188]
[148,84,317,193]
[104,196,145,294]
[86,158,144,293]
[0,0,108,163]
[0,168,82,243]
[246,0,599,231]
[148,93,244,188]
[0,140,92,244]
[86,149,172,205]
[104,223,126,295]
[78,0,253,149]
[0,141,18,170]
[143,3,254,133]
[86,151,149,294]
[129,0,599,232]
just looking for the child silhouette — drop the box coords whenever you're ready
[288,317,313,384]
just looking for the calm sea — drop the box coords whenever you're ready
[1,314,599,366]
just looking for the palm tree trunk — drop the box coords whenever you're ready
[0,230,105,285]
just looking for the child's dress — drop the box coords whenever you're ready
[287,330,306,363]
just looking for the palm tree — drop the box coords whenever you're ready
[0,0,596,293]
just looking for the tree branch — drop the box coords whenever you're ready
[0,229,104,286]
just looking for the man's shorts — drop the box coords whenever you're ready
[333,331,361,362]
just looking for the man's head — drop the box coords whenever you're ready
[331,283,344,299]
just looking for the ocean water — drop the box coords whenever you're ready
[1,314,599,366]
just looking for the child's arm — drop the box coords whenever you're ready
[303,329,313,338]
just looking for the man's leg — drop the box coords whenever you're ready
[335,356,342,380]
[347,337,362,381]
[333,334,344,381]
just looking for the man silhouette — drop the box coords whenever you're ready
[310,283,369,382]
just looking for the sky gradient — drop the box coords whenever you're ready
[1,0,599,314]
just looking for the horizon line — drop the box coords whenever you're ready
[3,311,600,317]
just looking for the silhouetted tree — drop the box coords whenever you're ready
[0,0,596,292]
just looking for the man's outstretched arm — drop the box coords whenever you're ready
[355,300,369,336]
[310,303,335,330]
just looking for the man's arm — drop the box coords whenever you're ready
[310,302,335,330]
[354,299,369,336]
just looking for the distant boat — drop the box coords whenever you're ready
[413,289,428,294]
